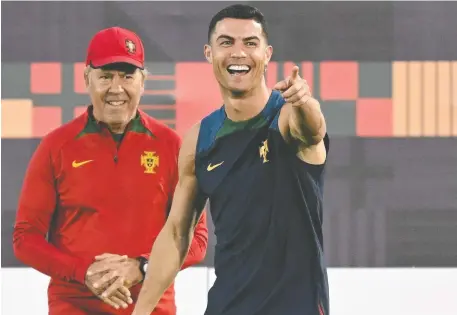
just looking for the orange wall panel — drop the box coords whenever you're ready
[356,98,393,137]
[1,99,33,138]
[175,62,222,137]
[32,106,62,137]
[30,63,62,94]
[392,62,408,136]
[265,62,278,89]
[320,62,358,101]
[74,62,87,94]
[452,62,457,136]
[407,62,422,136]
[437,62,451,136]
[74,106,87,118]
[422,62,437,136]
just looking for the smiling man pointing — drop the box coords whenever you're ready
[13,26,208,315]
[133,4,329,315]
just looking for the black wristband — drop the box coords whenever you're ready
[137,256,148,279]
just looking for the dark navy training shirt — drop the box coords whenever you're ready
[195,90,330,315]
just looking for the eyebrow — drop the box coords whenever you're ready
[216,35,261,42]
[243,36,260,42]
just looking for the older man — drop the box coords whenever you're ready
[13,26,208,315]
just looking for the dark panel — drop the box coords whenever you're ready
[1,139,41,210]
[254,1,394,62]
[2,2,457,62]
[1,1,107,63]
[393,2,457,60]
[386,209,457,267]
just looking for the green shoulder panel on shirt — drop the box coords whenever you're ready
[216,111,268,140]
[76,115,100,138]
[129,116,154,137]
[76,110,154,139]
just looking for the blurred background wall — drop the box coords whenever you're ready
[1,2,457,315]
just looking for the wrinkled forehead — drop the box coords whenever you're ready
[212,18,265,41]
[92,62,139,75]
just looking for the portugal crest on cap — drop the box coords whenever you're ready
[125,39,136,54]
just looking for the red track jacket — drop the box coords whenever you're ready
[13,107,208,315]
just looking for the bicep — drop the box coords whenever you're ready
[277,105,327,165]
[278,104,304,145]
[167,174,199,230]
[166,123,204,235]
[278,102,326,145]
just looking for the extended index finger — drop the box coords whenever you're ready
[290,66,300,81]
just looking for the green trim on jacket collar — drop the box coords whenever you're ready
[76,105,154,138]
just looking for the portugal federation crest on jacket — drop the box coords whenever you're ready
[141,151,159,174]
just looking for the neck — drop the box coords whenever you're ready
[222,81,271,122]
[107,124,127,134]
[92,108,135,134]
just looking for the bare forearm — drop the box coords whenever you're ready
[289,98,326,144]
[134,223,192,314]
[181,212,208,269]
[133,123,202,314]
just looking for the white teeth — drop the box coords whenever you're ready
[107,101,125,106]
[228,65,250,71]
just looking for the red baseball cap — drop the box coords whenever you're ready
[86,27,145,69]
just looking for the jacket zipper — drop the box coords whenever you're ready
[110,136,119,164]
[101,129,121,165]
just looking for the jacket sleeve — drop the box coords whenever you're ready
[12,137,93,284]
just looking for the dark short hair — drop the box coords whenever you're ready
[207,4,268,43]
